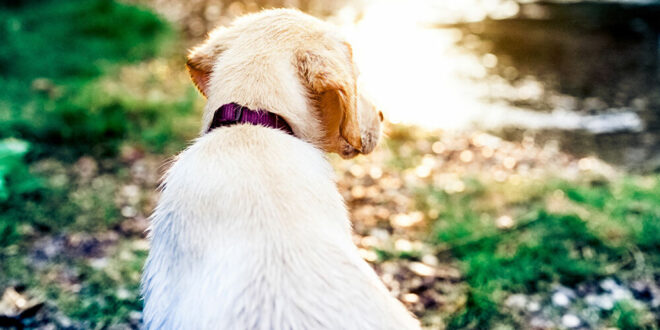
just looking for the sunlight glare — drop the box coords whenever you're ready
[335,0,643,133]
[337,0,521,129]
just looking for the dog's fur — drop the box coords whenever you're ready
[141,9,419,330]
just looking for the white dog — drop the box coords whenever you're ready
[141,9,419,330]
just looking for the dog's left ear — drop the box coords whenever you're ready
[296,42,362,155]
[186,27,234,97]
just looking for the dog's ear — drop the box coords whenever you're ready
[296,42,362,154]
[186,27,233,97]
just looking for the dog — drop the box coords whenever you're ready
[141,9,420,330]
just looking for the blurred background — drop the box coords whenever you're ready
[1,0,659,328]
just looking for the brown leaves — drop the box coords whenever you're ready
[330,125,600,326]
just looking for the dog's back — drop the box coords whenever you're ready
[141,125,418,329]
[142,8,419,329]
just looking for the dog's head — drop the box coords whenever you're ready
[185,9,382,158]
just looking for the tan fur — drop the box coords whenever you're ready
[295,43,362,153]
[141,9,417,330]
[185,8,379,158]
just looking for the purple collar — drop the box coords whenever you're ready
[206,103,294,135]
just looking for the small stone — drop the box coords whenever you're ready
[611,287,633,301]
[526,301,541,312]
[530,317,554,328]
[394,239,413,252]
[369,228,390,241]
[359,248,378,262]
[600,278,619,292]
[54,314,73,328]
[402,293,420,303]
[129,311,142,323]
[131,239,150,251]
[408,262,435,277]
[74,156,98,180]
[495,215,514,229]
[552,291,571,307]
[555,285,576,298]
[392,212,423,228]
[585,294,614,310]
[121,184,141,203]
[89,258,109,269]
[116,288,132,300]
[505,294,527,309]
[121,206,138,218]
[561,314,581,328]
[421,254,438,266]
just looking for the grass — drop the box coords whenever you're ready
[2,238,148,328]
[424,174,660,328]
[57,241,147,328]
[610,300,656,329]
[0,0,198,159]
[0,0,198,327]
[0,0,201,236]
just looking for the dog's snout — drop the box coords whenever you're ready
[354,95,381,157]
[360,131,376,154]
[340,141,360,159]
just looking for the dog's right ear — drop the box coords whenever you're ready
[295,43,362,157]
[186,27,233,97]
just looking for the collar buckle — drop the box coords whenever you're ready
[232,105,244,122]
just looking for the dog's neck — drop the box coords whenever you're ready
[206,103,294,136]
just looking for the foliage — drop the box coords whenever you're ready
[0,0,195,159]
[0,139,41,245]
[429,175,660,328]
[0,0,200,240]
[0,139,38,202]
[0,2,196,325]
[610,300,655,329]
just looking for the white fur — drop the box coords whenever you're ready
[141,9,419,330]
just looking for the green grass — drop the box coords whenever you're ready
[610,300,656,329]
[425,175,660,328]
[58,242,147,328]
[0,1,198,326]
[0,0,174,241]
[0,139,41,245]
[0,0,198,159]
[1,238,148,329]
[0,0,201,234]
